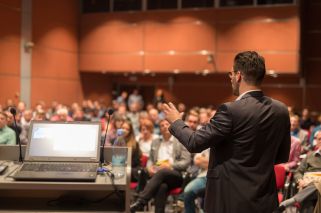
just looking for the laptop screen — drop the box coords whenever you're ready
[25,121,101,162]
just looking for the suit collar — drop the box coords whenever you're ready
[237,90,264,101]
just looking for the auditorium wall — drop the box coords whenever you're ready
[0,0,21,106]
[0,0,81,107]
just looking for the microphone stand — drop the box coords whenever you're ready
[10,109,23,163]
[100,109,113,166]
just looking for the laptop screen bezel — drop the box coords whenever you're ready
[25,121,101,162]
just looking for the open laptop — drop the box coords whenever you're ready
[12,121,101,182]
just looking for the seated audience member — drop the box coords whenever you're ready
[34,109,46,121]
[72,108,89,121]
[310,117,321,147]
[294,131,321,190]
[116,91,128,105]
[128,89,144,111]
[136,118,159,158]
[120,119,142,181]
[5,110,22,138]
[148,108,161,136]
[291,115,309,152]
[185,111,200,131]
[20,109,33,144]
[198,108,211,128]
[279,136,301,172]
[130,119,191,213]
[300,108,314,131]
[50,107,73,122]
[0,112,16,145]
[153,89,165,107]
[181,148,209,213]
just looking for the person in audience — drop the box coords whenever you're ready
[181,148,209,213]
[294,130,321,190]
[20,109,33,144]
[198,108,211,128]
[121,119,142,181]
[72,108,89,121]
[130,119,191,213]
[148,108,161,136]
[300,108,314,131]
[0,112,16,145]
[185,111,200,131]
[116,91,128,105]
[310,117,321,147]
[153,89,165,107]
[291,114,310,152]
[128,101,141,136]
[279,136,301,172]
[128,89,144,110]
[5,110,22,139]
[34,109,46,121]
[136,118,158,158]
[50,107,73,122]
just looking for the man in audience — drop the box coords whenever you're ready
[20,109,33,144]
[130,119,191,213]
[0,112,16,145]
[294,130,321,189]
[291,115,310,152]
[181,148,209,213]
[185,111,200,131]
[5,110,22,140]
[300,108,314,131]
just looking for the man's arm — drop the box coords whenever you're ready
[165,103,232,153]
[275,114,291,164]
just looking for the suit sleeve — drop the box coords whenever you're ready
[275,113,291,164]
[169,104,232,153]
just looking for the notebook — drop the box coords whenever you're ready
[12,121,101,182]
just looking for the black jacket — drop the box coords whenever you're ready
[169,91,290,213]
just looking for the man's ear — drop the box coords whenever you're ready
[236,72,242,83]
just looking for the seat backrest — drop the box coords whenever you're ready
[274,164,286,189]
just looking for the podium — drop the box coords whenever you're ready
[0,145,132,213]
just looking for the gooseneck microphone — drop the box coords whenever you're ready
[100,108,114,165]
[10,107,23,163]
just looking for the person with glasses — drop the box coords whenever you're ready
[163,51,291,213]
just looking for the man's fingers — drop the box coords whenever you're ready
[168,102,176,110]
[162,103,170,112]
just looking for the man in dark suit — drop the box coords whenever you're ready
[163,51,291,213]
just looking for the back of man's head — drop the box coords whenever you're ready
[233,51,266,86]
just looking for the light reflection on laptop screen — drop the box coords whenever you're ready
[29,123,99,158]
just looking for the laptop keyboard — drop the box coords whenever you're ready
[21,163,97,172]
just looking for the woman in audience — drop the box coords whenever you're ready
[136,118,158,158]
[121,118,142,181]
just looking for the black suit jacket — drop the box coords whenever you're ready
[169,91,290,213]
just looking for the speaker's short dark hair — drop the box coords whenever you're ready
[233,51,266,86]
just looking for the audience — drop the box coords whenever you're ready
[3,91,321,211]
[0,112,16,145]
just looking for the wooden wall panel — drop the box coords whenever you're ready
[0,0,20,105]
[31,0,81,107]
[80,6,299,74]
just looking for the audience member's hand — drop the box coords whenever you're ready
[147,165,158,176]
[163,102,183,124]
[158,161,172,170]
[297,179,307,189]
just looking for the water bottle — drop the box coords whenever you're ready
[112,129,127,179]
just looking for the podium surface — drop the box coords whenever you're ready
[0,145,131,213]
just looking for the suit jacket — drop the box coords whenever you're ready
[169,91,290,213]
[147,136,191,172]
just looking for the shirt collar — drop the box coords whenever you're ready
[236,90,262,101]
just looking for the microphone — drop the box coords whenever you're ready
[9,107,23,163]
[100,108,114,165]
